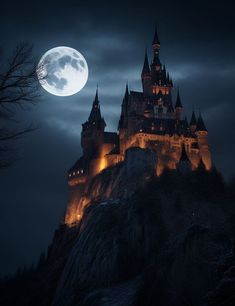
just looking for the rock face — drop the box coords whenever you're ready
[51,166,233,306]
[65,147,157,225]
[1,154,235,306]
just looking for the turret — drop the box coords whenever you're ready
[175,90,183,120]
[81,89,106,157]
[152,26,160,55]
[141,51,151,94]
[86,88,106,130]
[189,110,197,132]
[118,83,129,130]
[195,112,207,135]
[195,112,212,170]
[118,84,130,155]
[151,27,161,73]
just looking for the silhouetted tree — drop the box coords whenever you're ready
[0,42,43,168]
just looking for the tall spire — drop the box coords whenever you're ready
[152,25,160,46]
[141,50,150,75]
[124,82,129,99]
[175,90,183,108]
[196,112,207,132]
[87,89,106,129]
[152,26,161,62]
[118,84,129,130]
[190,110,197,126]
[94,86,99,104]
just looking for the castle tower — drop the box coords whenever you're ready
[81,89,106,158]
[118,84,129,155]
[190,110,197,132]
[167,91,175,118]
[151,27,162,93]
[141,51,151,94]
[175,90,183,120]
[152,26,161,58]
[195,112,212,170]
[150,27,173,96]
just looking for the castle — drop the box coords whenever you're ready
[68,28,212,188]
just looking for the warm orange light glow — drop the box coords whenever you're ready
[99,157,106,173]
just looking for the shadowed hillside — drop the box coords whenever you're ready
[1,165,235,306]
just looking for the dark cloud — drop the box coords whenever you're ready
[0,0,235,275]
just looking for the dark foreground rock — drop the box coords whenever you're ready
[1,167,235,306]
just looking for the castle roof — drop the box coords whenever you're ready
[129,90,144,100]
[175,90,183,108]
[141,51,150,75]
[190,111,197,126]
[152,26,160,45]
[118,84,130,130]
[196,113,207,132]
[167,103,174,113]
[84,89,106,130]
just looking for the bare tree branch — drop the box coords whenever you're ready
[0,42,43,168]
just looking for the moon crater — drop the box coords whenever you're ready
[37,46,88,96]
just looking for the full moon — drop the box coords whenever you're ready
[37,46,88,96]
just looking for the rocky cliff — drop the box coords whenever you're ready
[1,148,235,306]
[65,147,157,225]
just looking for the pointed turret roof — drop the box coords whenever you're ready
[180,144,190,162]
[196,112,207,132]
[197,158,206,171]
[162,65,167,84]
[190,111,197,126]
[167,103,174,113]
[88,89,106,128]
[152,26,160,45]
[175,90,183,108]
[166,91,174,113]
[141,51,150,75]
[124,83,129,100]
[118,84,129,130]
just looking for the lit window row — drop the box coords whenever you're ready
[68,169,84,178]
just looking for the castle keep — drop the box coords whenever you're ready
[68,28,212,188]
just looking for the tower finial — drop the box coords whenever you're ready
[175,89,183,108]
[141,50,150,75]
[196,111,207,132]
[94,86,99,104]
[152,25,160,46]
[124,82,129,100]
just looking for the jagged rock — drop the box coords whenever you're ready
[65,147,157,225]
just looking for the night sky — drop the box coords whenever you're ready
[0,0,235,276]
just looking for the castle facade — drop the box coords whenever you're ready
[68,29,212,187]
